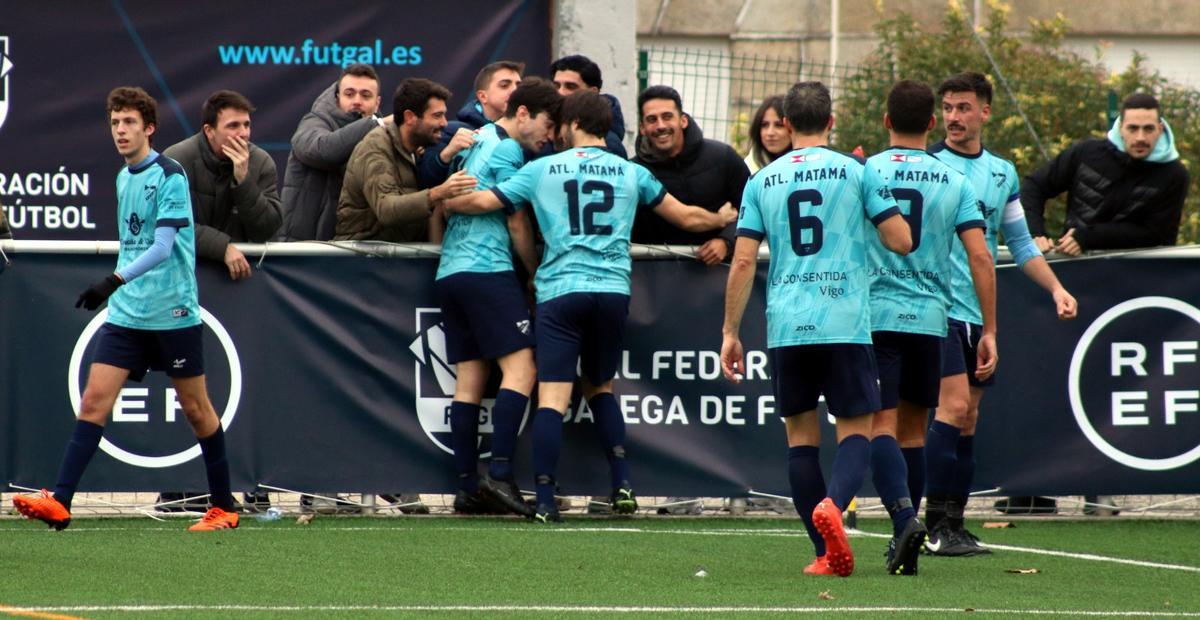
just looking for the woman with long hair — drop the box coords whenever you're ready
[744,95,791,174]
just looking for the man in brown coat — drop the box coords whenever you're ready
[335,78,475,241]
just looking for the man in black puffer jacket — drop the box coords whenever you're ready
[632,85,749,266]
[1022,93,1189,255]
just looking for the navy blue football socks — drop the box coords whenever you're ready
[449,401,481,493]
[827,434,869,510]
[532,407,564,508]
[589,393,630,488]
[871,435,916,536]
[902,446,926,513]
[488,389,528,482]
[787,445,826,557]
[950,434,976,499]
[52,419,104,510]
[924,420,961,497]
[197,425,236,512]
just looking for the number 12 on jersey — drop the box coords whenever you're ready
[564,180,614,236]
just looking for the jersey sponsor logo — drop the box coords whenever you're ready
[889,153,923,163]
[126,212,145,236]
[1069,296,1200,471]
[409,307,529,456]
[0,36,13,133]
[790,153,822,163]
[68,308,242,468]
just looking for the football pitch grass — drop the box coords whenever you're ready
[1,515,1198,618]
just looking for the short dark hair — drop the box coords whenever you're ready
[201,90,255,128]
[1121,92,1161,120]
[393,78,452,118]
[107,86,157,128]
[473,60,524,93]
[748,95,787,167]
[561,90,612,138]
[638,85,683,119]
[503,76,562,123]
[886,80,935,135]
[937,72,993,105]
[339,63,380,90]
[784,81,832,135]
[550,54,602,89]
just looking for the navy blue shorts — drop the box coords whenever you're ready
[770,344,880,418]
[873,330,942,409]
[941,318,996,387]
[536,292,629,384]
[92,323,204,381]
[437,271,534,364]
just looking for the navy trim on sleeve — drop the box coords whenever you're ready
[490,187,518,215]
[955,220,986,233]
[736,227,765,241]
[870,206,902,226]
[156,218,190,229]
[641,187,667,211]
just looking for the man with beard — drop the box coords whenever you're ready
[335,78,476,241]
[632,85,748,268]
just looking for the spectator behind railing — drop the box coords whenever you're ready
[549,54,627,158]
[632,85,749,269]
[744,95,790,175]
[279,64,388,241]
[1021,92,1190,256]
[334,78,476,243]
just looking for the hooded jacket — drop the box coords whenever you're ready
[279,82,381,240]
[162,132,281,261]
[631,114,749,251]
[1021,118,1189,250]
[419,94,628,186]
[333,121,431,242]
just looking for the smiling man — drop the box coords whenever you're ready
[1021,92,1189,255]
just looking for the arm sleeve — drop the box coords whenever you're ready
[492,162,539,214]
[117,225,177,282]
[735,180,764,241]
[1020,144,1081,237]
[635,164,667,210]
[862,164,902,225]
[1072,166,1188,249]
[228,151,283,242]
[290,113,377,172]
[417,123,459,187]
[359,149,434,227]
[490,140,525,185]
[953,180,986,233]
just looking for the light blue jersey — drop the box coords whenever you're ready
[866,147,984,336]
[437,123,527,280]
[491,146,665,303]
[107,150,200,330]
[737,146,901,347]
[929,141,1043,324]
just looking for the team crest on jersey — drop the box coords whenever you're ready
[992,171,1007,187]
[126,213,145,236]
[791,153,822,163]
[144,183,157,203]
[890,153,922,163]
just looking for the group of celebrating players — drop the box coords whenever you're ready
[13,66,1079,578]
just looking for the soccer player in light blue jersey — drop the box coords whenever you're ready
[447,90,737,522]
[865,80,997,575]
[12,88,240,532]
[721,81,912,577]
[435,78,561,517]
[922,72,1077,555]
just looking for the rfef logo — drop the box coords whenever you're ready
[68,308,242,468]
[408,307,529,456]
[0,36,13,132]
[1069,296,1200,471]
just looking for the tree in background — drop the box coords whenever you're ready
[835,0,1198,245]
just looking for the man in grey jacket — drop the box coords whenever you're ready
[164,90,281,280]
[280,64,390,241]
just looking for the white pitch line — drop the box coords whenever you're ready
[4,522,1198,573]
[7,605,1200,616]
